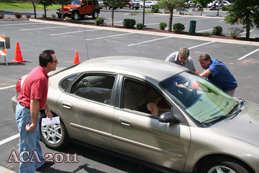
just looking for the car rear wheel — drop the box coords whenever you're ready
[72,11,80,20]
[92,10,99,19]
[40,113,71,150]
[199,157,252,173]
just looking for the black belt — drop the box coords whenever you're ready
[19,102,30,109]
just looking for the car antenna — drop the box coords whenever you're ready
[85,30,90,60]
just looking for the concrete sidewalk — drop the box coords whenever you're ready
[0,166,16,173]
[29,18,259,46]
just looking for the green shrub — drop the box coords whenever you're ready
[15,12,22,18]
[173,23,185,33]
[123,19,136,28]
[213,26,223,35]
[95,17,104,26]
[136,23,144,30]
[135,10,138,14]
[151,4,159,13]
[203,31,210,36]
[159,22,167,30]
[222,5,230,11]
[26,14,31,18]
[0,13,4,19]
[229,27,243,38]
[198,8,203,11]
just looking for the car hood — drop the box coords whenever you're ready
[63,5,79,9]
[210,100,259,147]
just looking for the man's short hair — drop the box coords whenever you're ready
[178,47,189,59]
[198,53,211,62]
[39,50,55,67]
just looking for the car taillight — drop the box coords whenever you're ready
[16,78,22,93]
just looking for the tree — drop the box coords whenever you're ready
[103,0,129,26]
[224,0,259,39]
[192,0,211,16]
[30,0,38,18]
[158,0,186,31]
[39,0,55,18]
[55,0,70,20]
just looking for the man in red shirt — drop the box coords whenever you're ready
[16,50,58,172]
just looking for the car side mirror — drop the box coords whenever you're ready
[159,112,178,123]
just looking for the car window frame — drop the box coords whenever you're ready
[115,74,173,119]
[65,72,118,106]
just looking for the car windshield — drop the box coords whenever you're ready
[70,0,81,5]
[159,72,237,126]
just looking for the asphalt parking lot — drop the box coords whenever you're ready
[0,17,259,172]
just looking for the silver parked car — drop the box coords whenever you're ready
[11,56,259,173]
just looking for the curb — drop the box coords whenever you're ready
[29,18,259,46]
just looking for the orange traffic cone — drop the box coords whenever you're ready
[73,51,80,65]
[12,42,26,63]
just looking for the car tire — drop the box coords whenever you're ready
[58,14,61,19]
[40,113,71,150]
[72,11,80,20]
[199,157,252,173]
[136,7,139,10]
[92,10,99,19]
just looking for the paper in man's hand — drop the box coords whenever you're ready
[41,117,60,126]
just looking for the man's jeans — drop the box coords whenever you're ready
[16,103,45,173]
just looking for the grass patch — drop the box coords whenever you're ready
[0,1,61,10]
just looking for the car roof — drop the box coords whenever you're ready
[74,56,187,82]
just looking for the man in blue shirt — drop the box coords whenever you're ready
[198,53,237,96]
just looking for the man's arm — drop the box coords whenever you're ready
[44,103,53,120]
[26,99,40,132]
[200,69,211,77]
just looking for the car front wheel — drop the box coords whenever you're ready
[72,11,80,20]
[199,157,252,173]
[40,113,71,150]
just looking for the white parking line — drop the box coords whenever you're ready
[19,26,68,31]
[238,48,259,61]
[188,41,215,49]
[51,29,99,36]
[86,33,134,41]
[0,85,15,90]
[196,29,213,33]
[0,134,19,146]
[128,36,171,46]
[0,23,44,27]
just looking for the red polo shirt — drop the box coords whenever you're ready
[18,66,49,110]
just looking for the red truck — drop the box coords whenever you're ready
[57,0,100,20]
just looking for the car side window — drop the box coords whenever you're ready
[88,0,93,5]
[59,74,79,91]
[82,0,87,5]
[73,74,115,105]
[123,79,170,116]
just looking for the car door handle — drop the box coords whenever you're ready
[61,102,72,109]
[120,121,131,127]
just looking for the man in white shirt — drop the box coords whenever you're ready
[165,46,196,72]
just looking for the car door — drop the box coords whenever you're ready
[79,0,91,15]
[56,73,117,149]
[111,77,191,172]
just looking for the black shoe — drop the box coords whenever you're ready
[36,162,55,171]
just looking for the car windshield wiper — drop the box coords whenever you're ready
[200,115,227,124]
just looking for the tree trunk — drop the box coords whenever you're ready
[31,0,37,18]
[246,23,250,39]
[168,8,173,31]
[62,4,64,20]
[112,8,114,26]
[44,7,46,18]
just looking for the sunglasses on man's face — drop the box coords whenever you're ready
[52,59,58,63]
